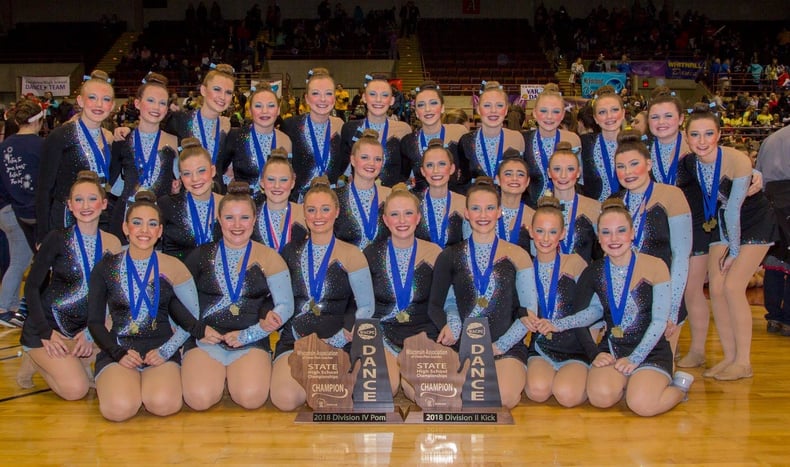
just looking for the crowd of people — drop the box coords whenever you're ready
[0,58,783,423]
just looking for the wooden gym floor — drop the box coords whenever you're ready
[0,290,786,465]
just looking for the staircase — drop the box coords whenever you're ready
[555,57,574,96]
[95,31,140,75]
[395,36,424,92]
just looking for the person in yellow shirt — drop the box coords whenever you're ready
[334,83,350,121]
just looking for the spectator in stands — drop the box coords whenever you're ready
[334,83,350,122]
[616,54,632,77]
[765,58,780,92]
[749,59,764,87]
[590,54,607,72]
[570,57,584,96]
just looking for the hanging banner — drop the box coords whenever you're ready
[581,72,627,98]
[630,61,668,78]
[21,76,70,96]
[519,84,545,101]
[666,61,705,79]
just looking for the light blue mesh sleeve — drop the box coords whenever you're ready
[326,328,350,348]
[349,267,375,319]
[628,281,670,365]
[668,213,692,323]
[445,288,462,340]
[493,319,527,353]
[157,279,199,360]
[723,175,749,258]
[516,267,537,315]
[462,219,472,240]
[239,269,294,345]
[553,293,603,332]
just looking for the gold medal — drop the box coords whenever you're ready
[703,218,717,233]
[611,326,624,338]
[396,311,410,323]
[310,299,321,316]
[477,297,489,309]
[229,303,240,316]
[151,319,157,330]
[104,183,112,193]
[545,332,553,340]
[130,321,139,335]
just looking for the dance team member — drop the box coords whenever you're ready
[611,130,692,354]
[646,88,689,186]
[429,178,536,409]
[400,81,467,191]
[88,191,200,421]
[677,104,774,381]
[363,184,442,397]
[159,138,222,259]
[414,139,468,248]
[282,68,346,201]
[181,182,294,410]
[21,172,122,397]
[37,70,116,243]
[270,177,374,411]
[523,84,581,207]
[523,195,589,407]
[340,73,411,187]
[579,85,625,202]
[221,83,292,188]
[334,129,391,249]
[252,149,307,252]
[495,155,534,251]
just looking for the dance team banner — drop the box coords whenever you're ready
[629,61,668,78]
[519,84,545,101]
[666,60,706,79]
[581,72,627,98]
[21,76,70,96]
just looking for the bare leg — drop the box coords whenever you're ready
[27,348,90,400]
[552,362,588,408]
[678,255,709,367]
[705,244,736,377]
[227,349,272,409]
[141,361,182,416]
[495,358,526,409]
[524,358,555,403]
[95,364,142,422]
[270,354,307,411]
[383,350,401,397]
[715,244,769,380]
[625,369,684,417]
[586,365,627,409]
[181,348,227,411]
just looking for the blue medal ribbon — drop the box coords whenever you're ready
[598,134,619,193]
[653,134,681,185]
[251,124,277,171]
[425,190,451,248]
[306,117,331,175]
[196,111,220,165]
[78,119,110,180]
[604,252,637,329]
[477,129,504,177]
[536,131,560,191]
[364,118,389,145]
[263,203,291,252]
[186,193,215,245]
[350,184,379,242]
[468,237,499,299]
[497,204,525,243]
[307,236,336,303]
[388,239,417,311]
[419,126,445,155]
[696,147,722,225]
[625,181,654,249]
[125,252,160,322]
[559,195,578,254]
[74,225,102,280]
[133,128,161,188]
[219,239,253,306]
[535,254,561,320]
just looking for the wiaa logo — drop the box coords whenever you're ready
[356,323,377,340]
[465,322,486,339]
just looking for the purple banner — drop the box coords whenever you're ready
[667,60,705,79]
[630,61,668,78]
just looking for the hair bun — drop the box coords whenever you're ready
[595,85,616,97]
[650,85,672,99]
[270,147,289,160]
[214,63,235,76]
[89,70,111,82]
[75,170,100,184]
[226,181,251,196]
[601,197,627,212]
[536,195,561,210]
[390,182,409,193]
[426,138,444,149]
[474,176,495,187]
[134,190,157,204]
[143,72,168,86]
[180,137,203,150]
[617,129,643,145]
[310,176,331,189]
[556,141,573,151]
[691,102,713,114]
[543,83,560,93]
[360,128,379,140]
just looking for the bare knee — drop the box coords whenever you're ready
[270,386,304,412]
[500,386,523,409]
[525,378,552,403]
[100,397,141,422]
[183,386,222,411]
[587,383,622,408]
[230,385,268,410]
[55,378,90,401]
[625,392,661,417]
[553,384,586,408]
[144,392,183,417]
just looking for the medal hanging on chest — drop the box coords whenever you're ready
[478,129,504,178]
[536,131,560,192]
[307,117,331,176]
[134,128,161,189]
[625,181,654,249]
[536,254,561,340]
[497,203,525,243]
[350,184,379,242]
[251,124,277,171]
[125,252,160,335]
[78,119,110,184]
[598,134,619,194]
[697,148,722,233]
[388,239,417,323]
[425,190,451,248]
[219,240,252,316]
[653,134,681,185]
[74,226,103,282]
[187,193,215,245]
[307,237,336,316]
[196,111,220,164]
[469,237,498,311]
[605,253,636,339]
[263,203,292,252]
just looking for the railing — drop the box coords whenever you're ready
[709,72,781,95]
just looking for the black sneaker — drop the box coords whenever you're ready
[767,320,782,333]
[0,311,19,328]
[9,312,25,327]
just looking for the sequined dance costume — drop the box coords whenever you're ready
[340,119,405,187]
[158,192,221,260]
[334,184,389,250]
[281,114,346,201]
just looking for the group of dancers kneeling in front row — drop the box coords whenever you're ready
[17,67,776,421]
